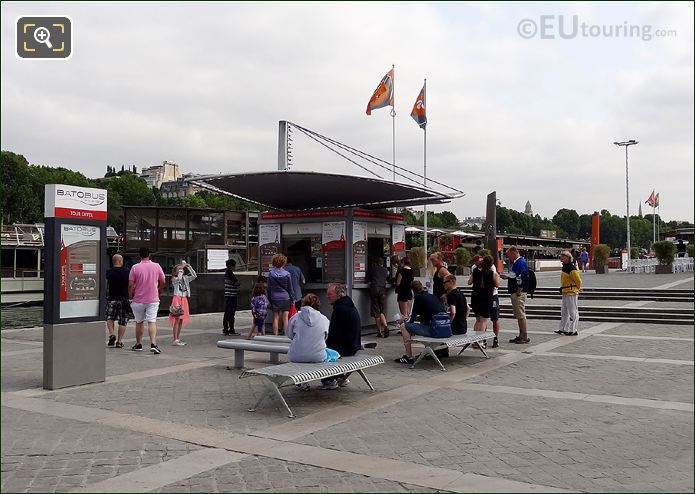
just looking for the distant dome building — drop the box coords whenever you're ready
[524,200,533,216]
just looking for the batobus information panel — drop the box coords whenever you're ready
[59,224,101,319]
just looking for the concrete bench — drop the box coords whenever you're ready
[216,339,289,369]
[409,331,496,371]
[240,353,385,417]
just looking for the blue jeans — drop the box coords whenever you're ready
[404,322,432,337]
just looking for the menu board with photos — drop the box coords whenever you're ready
[352,222,367,281]
[259,224,281,275]
[322,221,346,283]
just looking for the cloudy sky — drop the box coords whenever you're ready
[2,1,693,222]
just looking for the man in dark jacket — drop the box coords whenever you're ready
[395,280,444,364]
[322,282,362,389]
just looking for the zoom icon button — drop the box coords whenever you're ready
[17,16,72,59]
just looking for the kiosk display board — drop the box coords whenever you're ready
[322,221,346,282]
[59,224,101,319]
[259,224,281,275]
[392,224,406,258]
[353,222,367,281]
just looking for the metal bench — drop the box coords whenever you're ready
[409,331,496,371]
[240,354,385,417]
[216,339,289,369]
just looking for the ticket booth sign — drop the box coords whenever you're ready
[392,224,405,258]
[322,221,346,283]
[353,222,367,281]
[259,224,281,275]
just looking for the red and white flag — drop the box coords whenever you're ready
[645,190,656,207]
[410,84,426,129]
[366,68,394,115]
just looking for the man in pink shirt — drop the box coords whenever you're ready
[128,247,166,354]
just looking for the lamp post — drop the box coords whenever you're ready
[613,139,639,271]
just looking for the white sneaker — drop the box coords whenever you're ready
[175,340,186,346]
[172,340,179,346]
[337,378,350,387]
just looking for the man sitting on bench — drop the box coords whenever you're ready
[395,280,447,364]
[322,282,362,390]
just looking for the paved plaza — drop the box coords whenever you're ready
[1,272,693,493]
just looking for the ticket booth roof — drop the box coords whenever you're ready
[195,172,455,211]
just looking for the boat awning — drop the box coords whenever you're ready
[191,171,459,211]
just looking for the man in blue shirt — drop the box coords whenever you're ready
[501,246,530,344]
[284,257,306,311]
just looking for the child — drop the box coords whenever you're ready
[247,282,270,339]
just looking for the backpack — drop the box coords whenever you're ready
[430,312,452,338]
[527,269,537,298]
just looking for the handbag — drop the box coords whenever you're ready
[288,303,298,319]
[169,304,184,317]
[430,311,452,338]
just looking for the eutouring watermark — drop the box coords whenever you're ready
[517,15,677,41]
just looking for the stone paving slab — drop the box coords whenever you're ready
[551,334,694,360]
[475,354,694,403]
[153,455,436,493]
[0,407,201,493]
[602,322,695,339]
[297,388,694,493]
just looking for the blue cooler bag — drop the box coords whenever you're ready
[430,312,452,338]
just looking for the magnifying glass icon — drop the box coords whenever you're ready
[33,27,53,49]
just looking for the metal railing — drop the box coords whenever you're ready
[627,257,693,273]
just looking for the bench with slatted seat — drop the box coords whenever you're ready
[240,354,385,417]
[216,339,289,369]
[409,330,496,371]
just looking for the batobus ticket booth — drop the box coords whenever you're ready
[258,208,407,325]
[194,171,455,328]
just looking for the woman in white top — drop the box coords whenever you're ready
[168,261,197,346]
[286,293,329,363]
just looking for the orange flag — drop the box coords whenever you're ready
[366,68,394,115]
[410,84,426,129]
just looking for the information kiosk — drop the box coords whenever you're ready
[194,171,455,326]
[43,184,108,389]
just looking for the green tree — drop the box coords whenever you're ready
[552,208,580,239]
[439,210,459,228]
[400,208,418,225]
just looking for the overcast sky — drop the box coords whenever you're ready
[2,1,693,222]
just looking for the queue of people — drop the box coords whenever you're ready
[105,246,580,369]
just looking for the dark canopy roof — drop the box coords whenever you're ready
[192,171,459,211]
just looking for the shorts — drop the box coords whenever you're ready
[510,292,527,320]
[105,300,133,326]
[131,302,160,323]
[404,322,433,337]
[491,295,500,322]
[254,318,265,334]
[370,287,386,318]
[271,299,292,311]
[396,289,413,302]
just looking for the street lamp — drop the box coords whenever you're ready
[613,139,639,271]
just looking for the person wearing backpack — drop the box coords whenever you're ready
[395,280,450,364]
[501,246,530,344]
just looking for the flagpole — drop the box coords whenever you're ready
[423,78,428,283]
[391,64,396,182]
